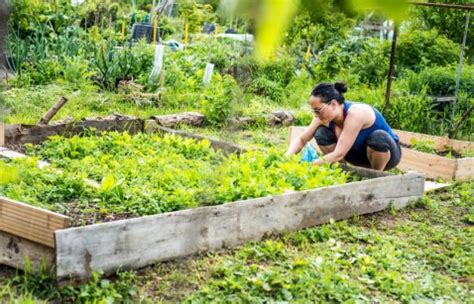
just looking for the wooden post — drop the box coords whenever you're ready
[0,121,4,146]
[37,96,68,126]
[449,10,471,138]
[383,23,398,111]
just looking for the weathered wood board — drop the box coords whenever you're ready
[394,130,473,181]
[0,146,50,168]
[0,230,55,271]
[424,181,451,192]
[455,157,474,181]
[397,147,456,180]
[4,116,143,145]
[55,173,424,280]
[0,196,70,248]
[394,129,474,152]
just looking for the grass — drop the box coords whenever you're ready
[138,182,473,303]
[1,181,472,303]
[1,83,190,125]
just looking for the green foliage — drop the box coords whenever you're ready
[0,157,89,212]
[201,75,241,126]
[62,56,95,85]
[2,266,137,303]
[409,139,437,154]
[405,64,474,97]
[12,132,347,218]
[250,76,285,102]
[178,0,216,33]
[91,40,154,90]
[2,178,472,303]
[414,0,474,60]
[396,28,460,71]
[285,3,355,53]
[313,38,389,86]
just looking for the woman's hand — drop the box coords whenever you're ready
[286,117,322,155]
[311,158,326,166]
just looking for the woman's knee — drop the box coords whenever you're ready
[315,126,337,147]
[366,130,392,152]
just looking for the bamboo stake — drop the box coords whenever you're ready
[153,17,158,44]
[184,22,189,45]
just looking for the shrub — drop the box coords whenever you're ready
[396,28,460,71]
[202,75,241,126]
[404,64,474,97]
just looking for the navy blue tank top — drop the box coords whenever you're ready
[330,101,399,151]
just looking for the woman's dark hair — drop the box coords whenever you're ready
[311,82,348,104]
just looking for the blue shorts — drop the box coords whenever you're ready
[315,126,402,170]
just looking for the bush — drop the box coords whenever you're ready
[313,38,389,86]
[14,58,63,86]
[404,64,474,97]
[250,76,285,102]
[201,75,241,126]
[396,28,460,71]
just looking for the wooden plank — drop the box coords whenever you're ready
[339,163,392,179]
[394,129,474,152]
[4,116,143,145]
[424,181,451,192]
[55,173,424,280]
[0,230,55,272]
[447,138,474,152]
[0,146,50,168]
[0,196,70,248]
[454,157,474,181]
[150,112,205,128]
[145,121,248,155]
[394,129,448,150]
[398,147,456,180]
[288,126,319,152]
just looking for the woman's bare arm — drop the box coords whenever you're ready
[286,117,322,155]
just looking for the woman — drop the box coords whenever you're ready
[287,82,401,171]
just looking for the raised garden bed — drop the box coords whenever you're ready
[289,126,473,181]
[0,116,424,281]
[394,129,474,181]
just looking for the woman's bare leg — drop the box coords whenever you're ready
[319,144,336,155]
[367,147,390,170]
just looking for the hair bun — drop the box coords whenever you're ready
[334,82,348,94]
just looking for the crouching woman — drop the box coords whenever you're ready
[287,82,401,171]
